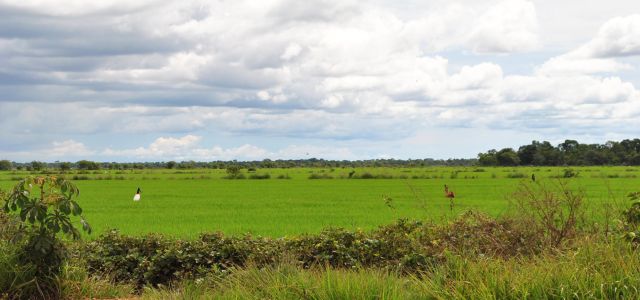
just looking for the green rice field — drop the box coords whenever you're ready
[1,166,639,238]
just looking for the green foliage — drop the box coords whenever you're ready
[248,173,271,179]
[76,160,100,170]
[30,161,45,171]
[496,148,520,166]
[511,180,584,247]
[622,192,640,243]
[58,162,72,171]
[81,213,552,288]
[0,159,12,171]
[0,241,38,300]
[308,173,333,179]
[225,165,243,179]
[563,168,579,178]
[2,176,91,299]
[479,138,640,166]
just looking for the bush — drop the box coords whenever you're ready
[249,173,271,180]
[510,180,584,247]
[81,213,553,288]
[506,172,527,178]
[225,166,243,179]
[563,169,579,178]
[2,176,91,299]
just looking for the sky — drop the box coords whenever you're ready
[0,0,639,162]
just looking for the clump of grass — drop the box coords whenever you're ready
[249,173,271,180]
[276,174,291,179]
[505,172,526,178]
[308,173,333,179]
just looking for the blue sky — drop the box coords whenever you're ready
[1,0,639,162]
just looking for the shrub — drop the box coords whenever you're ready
[2,176,91,299]
[249,173,271,180]
[81,214,553,288]
[622,192,640,244]
[506,172,527,178]
[225,166,243,179]
[562,169,579,178]
[510,180,584,248]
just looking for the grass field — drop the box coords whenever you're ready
[1,166,639,238]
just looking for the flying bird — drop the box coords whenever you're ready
[133,187,141,201]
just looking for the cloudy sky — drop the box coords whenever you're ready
[1,0,639,162]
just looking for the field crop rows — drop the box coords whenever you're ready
[0,166,639,238]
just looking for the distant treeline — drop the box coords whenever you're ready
[0,158,476,171]
[477,139,640,166]
[2,138,639,171]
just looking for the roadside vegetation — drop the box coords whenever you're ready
[1,174,640,299]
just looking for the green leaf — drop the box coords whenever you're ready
[81,217,92,235]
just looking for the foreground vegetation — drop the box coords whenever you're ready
[2,174,640,299]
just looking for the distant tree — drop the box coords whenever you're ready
[583,150,609,165]
[77,160,99,170]
[496,148,520,166]
[59,162,72,171]
[31,161,45,171]
[178,161,196,169]
[478,149,498,166]
[166,161,177,169]
[226,165,242,178]
[0,159,12,170]
[517,143,537,165]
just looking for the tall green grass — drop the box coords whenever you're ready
[137,238,639,299]
[0,241,38,299]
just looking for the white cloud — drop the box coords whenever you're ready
[99,135,355,161]
[538,14,640,76]
[50,140,94,157]
[1,1,640,161]
[467,0,540,53]
[0,139,94,161]
[581,14,640,58]
[102,135,269,160]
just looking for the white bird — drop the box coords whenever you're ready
[133,187,141,201]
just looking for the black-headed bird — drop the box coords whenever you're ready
[133,187,141,201]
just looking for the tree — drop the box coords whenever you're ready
[496,148,520,166]
[59,162,72,171]
[31,161,45,171]
[478,149,498,166]
[0,160,12,170]
[166,161,177,169]
[77,160,100,170]
[225,165,242,178]
[517,143,537,165]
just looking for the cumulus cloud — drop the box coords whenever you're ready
[581,14,640,58]
[0,1,639,161]
[0,139,94,161]
[100,135,356,161]
[467,0,540,53]
[538,14,640,76]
